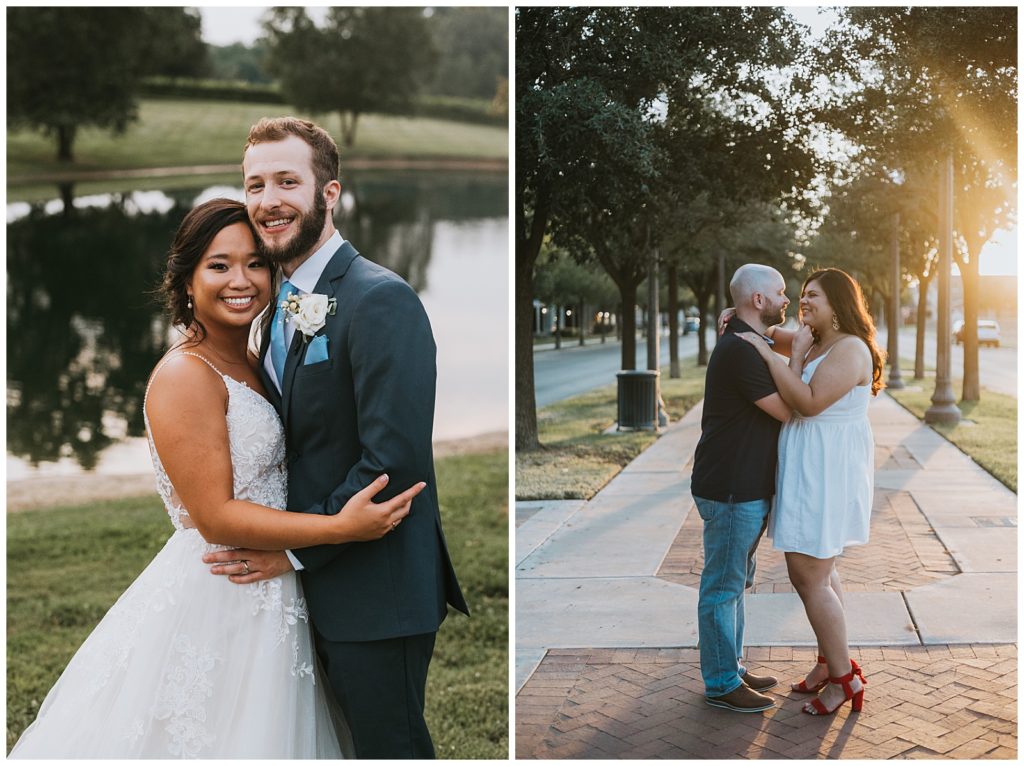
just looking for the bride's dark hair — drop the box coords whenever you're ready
[804,268,886,396]
[160,198,253,343]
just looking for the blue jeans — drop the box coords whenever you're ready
[694,495,770,697]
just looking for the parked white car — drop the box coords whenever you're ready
[953,319,1000,348]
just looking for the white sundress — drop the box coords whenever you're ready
[768,347,874,559]
[10,352,350,759]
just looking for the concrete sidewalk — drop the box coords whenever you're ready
[515,393,1017,758]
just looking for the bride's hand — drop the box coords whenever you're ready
[792,324,815,358]
[717,307,736,336]
[734,331,772,357]
[335,474,426,542]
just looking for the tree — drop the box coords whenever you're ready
[7,7,205,162]
[821,7,1016,400]
[427,7,508,100]
[534,246,617,348]
[207,42,273,84]
[262,7,437,147]
[516,6,817,449]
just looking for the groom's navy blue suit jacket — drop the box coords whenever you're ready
[258,241,468,642]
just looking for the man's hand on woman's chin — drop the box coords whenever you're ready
[202,549,294,584]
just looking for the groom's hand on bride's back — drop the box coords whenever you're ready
[203,549,294,584]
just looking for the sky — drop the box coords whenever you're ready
[196,5,1015,276]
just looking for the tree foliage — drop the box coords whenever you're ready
[261,7,437,147]
[7,7,205,161]
[427,7,508,101]
[818,6,1016,400]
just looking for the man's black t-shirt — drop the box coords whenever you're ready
[690,317,783,503]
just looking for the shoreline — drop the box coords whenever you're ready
[7,157,508,186]
[7,430,508,512]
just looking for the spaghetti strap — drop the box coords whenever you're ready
[143,351,227,413]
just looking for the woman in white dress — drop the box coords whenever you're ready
[736,268,883,717]
[10,199,423,758]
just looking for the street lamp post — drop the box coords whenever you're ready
[925,150,961,424]
[887,210,905,389]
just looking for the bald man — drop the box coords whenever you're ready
[690,264,792,713]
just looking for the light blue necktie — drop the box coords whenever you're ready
[270,280,296,385]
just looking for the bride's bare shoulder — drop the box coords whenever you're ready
[146,352,227,416]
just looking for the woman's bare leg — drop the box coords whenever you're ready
[786,552,862,711]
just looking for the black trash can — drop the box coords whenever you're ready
[617,370,659,431]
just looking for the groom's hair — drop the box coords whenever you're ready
[729,263,782,305]
[244,117,340,193]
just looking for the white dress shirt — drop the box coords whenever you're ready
[266,230,345,571]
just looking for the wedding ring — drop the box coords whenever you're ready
[242,560,250,575]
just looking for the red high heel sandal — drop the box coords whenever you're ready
[791,655,828,693]
[803,660,867,716]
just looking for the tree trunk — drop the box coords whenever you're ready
[579,299,586,346]
[619,282,638,370]
[915,273,930,379]
[554,304,562,350]
[57,124,76,162]
[339,111,360,147]
[58,182,75,217]
[695,291,712,366]
[514,184,549,452]
[667,264,680,378]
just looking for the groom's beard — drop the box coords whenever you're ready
[260,191,329,265]
[761,304,786,328]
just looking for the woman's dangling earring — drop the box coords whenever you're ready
[831,313,840,331]
[187,296,193,310]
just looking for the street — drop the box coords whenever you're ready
[893,326,1017,398]
[533,327,1017,406]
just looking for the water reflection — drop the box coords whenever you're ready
[7,171,507,472]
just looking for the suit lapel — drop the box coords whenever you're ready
[280,329,304,424]
[279,241,360,424]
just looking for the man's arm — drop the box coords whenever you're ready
[290,278,436,572]
[754,392,792,423]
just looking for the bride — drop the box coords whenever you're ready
[10,199,423,758]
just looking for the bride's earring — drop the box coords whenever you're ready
[187,296,193,310]
[831,313,840,331]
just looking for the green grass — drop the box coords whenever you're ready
[886,363,1017,492]
[6,449,508,758]
[8,98,509,181]
[516,357,706,500]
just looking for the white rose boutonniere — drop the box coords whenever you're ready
[281,292,338,339]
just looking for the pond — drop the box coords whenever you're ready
[7,170,508,478]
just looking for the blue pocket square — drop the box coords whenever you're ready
[304,334,329,365]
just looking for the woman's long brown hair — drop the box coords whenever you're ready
[804,268,886,396]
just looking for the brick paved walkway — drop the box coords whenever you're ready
[517,645,1017,759]
[658,488,960,593]
[516,394,1017,758]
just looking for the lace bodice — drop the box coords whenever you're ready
[143,353,287,533]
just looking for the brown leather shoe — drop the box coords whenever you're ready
[741,671,779,692]
[705,684,776,713]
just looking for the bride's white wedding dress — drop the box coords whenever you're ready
[10,353,349,759]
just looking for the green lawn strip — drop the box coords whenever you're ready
[887,360,1017,492]
[6,449,508,758]
[8,99,509,181]
[516,357,705,500]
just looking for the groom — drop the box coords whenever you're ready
[689,263,790,713]
[203,116,468,758]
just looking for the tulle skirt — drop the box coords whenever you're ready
[10,528,350,759]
